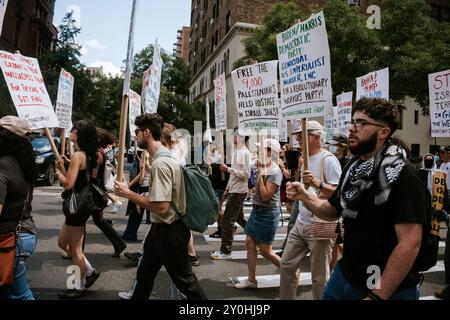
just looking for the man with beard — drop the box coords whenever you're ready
[287,98,429,300]
[114,114,207,300]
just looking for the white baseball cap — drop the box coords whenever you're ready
[255,139,281,153]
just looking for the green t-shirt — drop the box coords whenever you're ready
[149,146,186,224]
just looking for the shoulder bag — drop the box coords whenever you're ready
[0,186,31,287]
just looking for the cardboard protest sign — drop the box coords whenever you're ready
[356,68,389,100]
[324,107,339,139]
[129,90,142,137]
[214,73,227,131]
[0,50,59,129]
[231,60,280,134]
[336,91,353,137]
[143,41,162,114]
[55,68,74,134]
[429,70,450,137]
[277,11,332,120]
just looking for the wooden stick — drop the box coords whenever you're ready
[301,119,309,171]
[44,128,66,175]
[220,130,225,181]
[117,94,129,182]
[60,129,66,157]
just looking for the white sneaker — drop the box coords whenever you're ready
[210,251,232,260]
[234,279,258,290]
[118,290,134,300]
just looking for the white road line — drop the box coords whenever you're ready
[423,260,445,274]
[419,296,441,300]
[204,234,286,242]
[232,273,312,289]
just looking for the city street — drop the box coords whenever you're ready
[26,182,448,301]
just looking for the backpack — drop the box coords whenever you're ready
[248,169,256,189]
[156,151,219,233]
[181,165,219,233]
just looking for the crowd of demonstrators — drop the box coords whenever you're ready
[114,114,207,300]
[235,139,283,289]
[210,129,252,260]
[0,117,37,300]
[280,121,342,300]
[287,98,430,300]
[55,120,101,299]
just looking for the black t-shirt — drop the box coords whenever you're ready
[329,163,428,290]
[0,155,36,235]
[209,163,229,190]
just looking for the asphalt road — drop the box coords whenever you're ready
[26,180,448,301]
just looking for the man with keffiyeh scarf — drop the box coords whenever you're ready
[287,98,430,300]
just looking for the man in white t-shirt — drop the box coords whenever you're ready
[280,120,342,300]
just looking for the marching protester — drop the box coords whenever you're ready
[326,134,351,169]
[211,129,252,260]
[114,114,207,300]
[93,127,127,257]
[279,121,342,300]
[234,139,283,289]
[287,98,429,300]
[418,154,450,300]
[56,120,101,299]
[0,116,37,300]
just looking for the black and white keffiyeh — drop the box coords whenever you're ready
[340,143,407,219]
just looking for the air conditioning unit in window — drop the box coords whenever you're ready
[210,18,215,25]
[195,23,198,29]
[200,10,205,16]
[347,0,359,5]
[200,37,203,43]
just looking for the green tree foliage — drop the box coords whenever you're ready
[236,0,450,114]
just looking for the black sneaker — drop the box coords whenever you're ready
[112,244,127,258]
[59,289,87,299]
[189,255,200,267]
[209,231,221,238]
[85,270,101,289]
[124,251,142,263]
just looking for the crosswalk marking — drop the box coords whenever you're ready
[210,250,283,260]
[204,234,286,242]
[419,296,441,300]
[232,273,312,289]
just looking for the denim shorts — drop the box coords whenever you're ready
[244,207,280,245]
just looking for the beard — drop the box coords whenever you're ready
[138,139,148,149]
[349,131,378,155]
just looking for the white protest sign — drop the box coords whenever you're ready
[279,118,288,143]
[129,90,141,137]
[204,97,213,142]
[231,60,279,135]
[141,67,150,105]
[0,50,59,129]
[55,68,74,134]
[214,73,227,131]
[143,41,162,113]
[324,107,339,139]
[277,11,332,120]
[356,68,389,100]
[429,70,450,137]
[336,91,353,137]
[0,0,8,36]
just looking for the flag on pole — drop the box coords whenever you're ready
[122,0,139,96]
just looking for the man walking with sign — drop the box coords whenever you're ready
[287,98,429,300]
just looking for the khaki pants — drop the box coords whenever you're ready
[280,221,332,300]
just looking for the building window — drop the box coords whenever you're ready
[202,22,207,38]
[224,50,230,75]
[226,12,231,34]
[411,144,420,159]
[200,78,205,94]
[414,110,419,125]
[210,64,217,88]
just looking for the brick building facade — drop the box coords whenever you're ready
[174,26,191,64]
[0,0,57,58]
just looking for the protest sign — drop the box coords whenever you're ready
[214,73,227,130]
[356,68,389,100]
[429,70,450,137]
[129,90,142,137]
[336,91,353,137]
[55,68,74,134]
